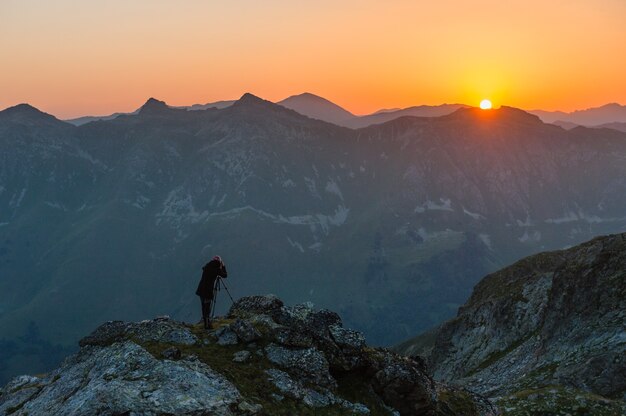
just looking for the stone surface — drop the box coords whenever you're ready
[265,343,336,389]
[79,318,198,348]
[232,350,252,363]
[215,325,239,346]
[231,319,262,343]
[161,346,181,360]
[329,324,366,350]
[0,341,240,415]
[228,294,284,318]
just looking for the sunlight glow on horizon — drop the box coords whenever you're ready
[1,0,625,118]
[480,99,493,110]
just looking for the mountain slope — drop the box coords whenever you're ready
[596,121,626,133]
[1,97,625,383]
[277,93,356,126]
[530,103,626,126]
[64,99,236,126]
[344,104,467,128]
[395,233,626,414]
[0,295,497,416]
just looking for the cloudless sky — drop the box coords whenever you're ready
[1,0,625,118]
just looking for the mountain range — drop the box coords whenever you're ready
[1,93,625,384]
[63,93,626,132]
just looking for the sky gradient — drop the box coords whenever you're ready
[2,0,625,118]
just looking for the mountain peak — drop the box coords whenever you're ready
[236,92,270,105]
[277,92,355,125]
[229,93,283,113]
[0,103,66,126]
[446,105,543,125]
[138,97,170,114]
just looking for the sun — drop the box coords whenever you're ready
[479,99,492,110]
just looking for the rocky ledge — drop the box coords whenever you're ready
[395,232,626,415]
[0,295,496,416]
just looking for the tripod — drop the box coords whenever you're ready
[210,276,235,319]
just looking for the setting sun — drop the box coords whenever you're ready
[480,99,493,110]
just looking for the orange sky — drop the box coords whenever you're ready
[1,0,625,119]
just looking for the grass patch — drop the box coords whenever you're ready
[466,330,539,376]
[436,387,481,416]
[496,385,626,416]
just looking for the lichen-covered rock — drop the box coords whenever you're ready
[264,369,370,413]
[232,350,252,363]
[273,327,314,348]
[228,294,284,318]
[272,303,343,339]
[215,325,239,346]
[161,346,181,359]
[330,324,366,350]
[265,343,336,389]
[0,341,240,415]
[79,317,198,348]
[366,350,439,416]
[78,320,127,347]
[231,319,262,343]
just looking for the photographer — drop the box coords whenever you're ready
[195,255,228,329]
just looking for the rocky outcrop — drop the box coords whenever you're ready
[396,233,626,415]
[0,295,497,416]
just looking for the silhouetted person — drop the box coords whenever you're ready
[196,255,228,329]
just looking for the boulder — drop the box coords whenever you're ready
[228,295,284,318]
[231,319,262,343]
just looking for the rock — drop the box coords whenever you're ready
[79,318,198,348]
[264,368,371,412]
[0,341,241,415]
[265,369,310,400]
[270,393,284,402]
[228,295,284,318]
[129,319,198,345]
[238,400,263,414]
[368,350,438,415]
[161,328,198,345]
[265,343,335,388]
[78,320,128,347]
[233,350,252,363]
[273,327,314,348]
[265,369,329,407]
[329,324,366,350]
[339,400,371,415]
[272,303,342,339]
[231,318,262,343]
[248,313,283,331]
[161,346,181,360]
[215,325,239,345]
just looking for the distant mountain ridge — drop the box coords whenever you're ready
[529,102,626,126]
[60,94,626,131]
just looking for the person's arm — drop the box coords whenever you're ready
[219,263,228,278]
